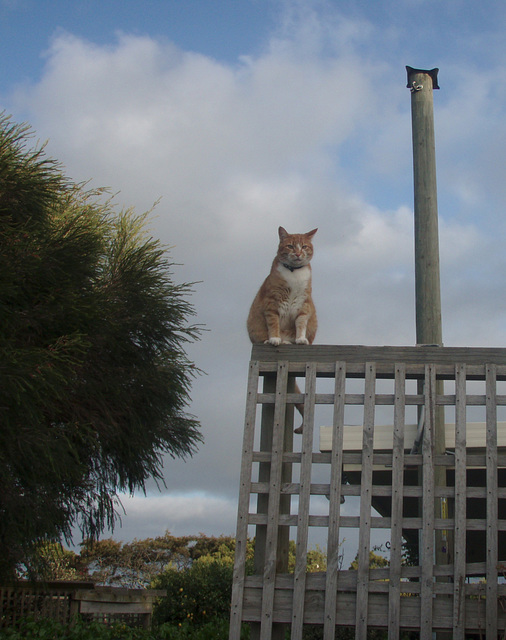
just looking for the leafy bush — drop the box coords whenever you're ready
[0,617,151,639]
[152,559,234,626]
[0,617,248,640]
[157,618,249,639]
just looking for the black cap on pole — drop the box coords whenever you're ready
[406,66,440,90]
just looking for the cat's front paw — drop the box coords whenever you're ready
[265,337,282,346]
[295,337,309,345]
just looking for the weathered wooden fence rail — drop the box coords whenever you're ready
[0,581,165,628]
[229,344,506,640]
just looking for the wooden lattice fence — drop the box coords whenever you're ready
[229,344,506,640]
[0,582,165,629]
[0,582,80,626]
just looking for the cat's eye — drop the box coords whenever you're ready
[302,245,309,249]
[287,244,294,249]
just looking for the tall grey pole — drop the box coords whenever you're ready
[407,66,443,347]
[407,68,451,636]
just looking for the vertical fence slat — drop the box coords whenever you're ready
[291,363,317,640]
[323,361,346,640]
[387,363,406,640]
[452,363,467,639]
[420,364,435,640]
[251,369,277,640]
[355,362,376,640]
[259,361,289,640]
[229,360,261,640]
[486,363,498,639]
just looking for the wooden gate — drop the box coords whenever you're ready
[229,345,506,639]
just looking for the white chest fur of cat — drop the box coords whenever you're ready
[275,263,312,343]
[247,226,317,348]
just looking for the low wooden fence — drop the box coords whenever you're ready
[229,344,506,640]
[0,581,165,629]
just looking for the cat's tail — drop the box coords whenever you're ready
[293,381,305,434]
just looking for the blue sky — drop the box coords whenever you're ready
[3,0,506,564]
[0,0,277,88]
[4,0,506,87]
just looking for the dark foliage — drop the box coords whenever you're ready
[0,115,203,579]
[152,560,235,627]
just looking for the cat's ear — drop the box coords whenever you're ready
[278,226,289,240]
[305,228,318,239]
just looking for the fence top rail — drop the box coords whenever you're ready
[2,580,95,591]
[251,344,506,371]
[1,582,166,598]
[72,588,166,602]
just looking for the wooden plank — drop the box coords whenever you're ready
[260,391,504,408]
[79,601,151,614]
[323,362,346,640]
[355,363,376,640]
[251,512,506,532]
[229,360,261,640]
[259,392,421,407]
[387,363,406,640]
[260,361,289,640]
[251,370,278,640]
[290,363,317,640]
[486,364,498,639]
[73,589,160,603]
[420,364,435,640]
[252,344,506,368]
[452,363,467,639]
[320,422,506,452]
[257,359,506,382]
[253,374,276,565]
[275,374,294,636]
[244,562,505,588]
[254,481,506,499]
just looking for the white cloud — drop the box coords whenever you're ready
[103,492,238,542]
[7,4,506,549]
[17,29,369,173]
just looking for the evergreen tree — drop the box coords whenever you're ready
[0,115,202,578]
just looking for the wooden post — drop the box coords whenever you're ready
[251,371,294,640]
[407,66,443,348]
[407,65,446,466]
[407,66,451,638]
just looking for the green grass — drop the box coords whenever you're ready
[0,617,249,640]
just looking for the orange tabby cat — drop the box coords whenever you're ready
[247,226,317,432]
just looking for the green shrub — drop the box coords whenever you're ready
[152,559,234,626]
[0,617,249,640]
[156,618,249,639]
[0,617,151,639]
